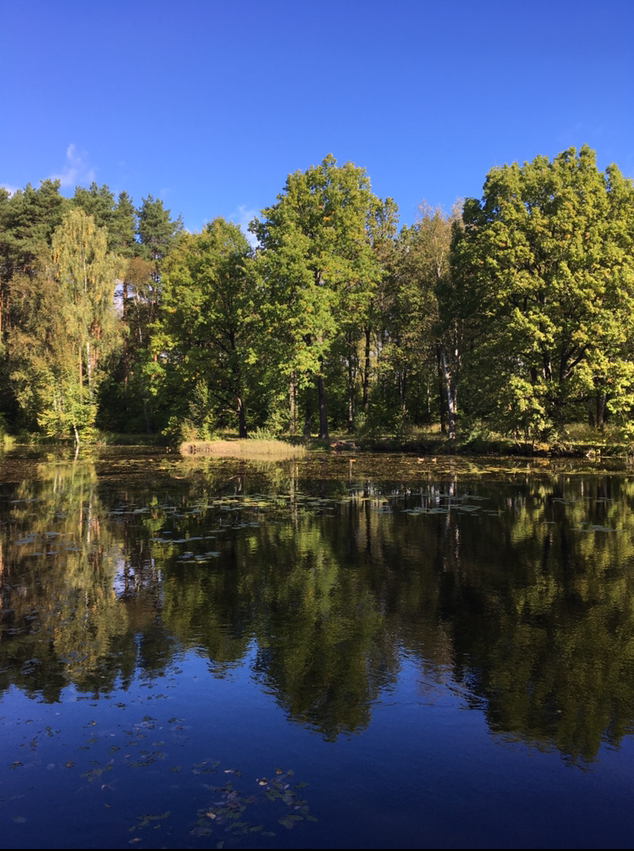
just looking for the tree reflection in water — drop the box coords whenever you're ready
[2,452,634,764]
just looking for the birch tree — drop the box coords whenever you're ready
[10,209,123,441]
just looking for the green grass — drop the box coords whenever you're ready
[181,438,307,460]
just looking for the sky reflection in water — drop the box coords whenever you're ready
[1,450,634,848]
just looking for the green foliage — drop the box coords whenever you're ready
[451,146,634,441]
[8,209,123,441]
[137,194,183,271]
[73,182,116,238]
[73,184,140,257]
[2,147,634,447]
[251,154,384,437]
[0,181,69,427]
[152,218,255,437]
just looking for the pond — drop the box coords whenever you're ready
[1,448,634,848]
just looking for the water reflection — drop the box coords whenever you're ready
[1,453,634,763]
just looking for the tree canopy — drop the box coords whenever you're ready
[451,145,634,441]
[1,145,633,445]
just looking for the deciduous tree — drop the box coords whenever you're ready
[251,155,382,438]
[153,218,256,438]
[9,209,123,441]
[450,146,634,440]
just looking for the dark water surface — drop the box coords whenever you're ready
[1,448,634,848]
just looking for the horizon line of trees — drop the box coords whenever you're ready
[1,144,633,445]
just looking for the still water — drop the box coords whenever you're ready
[1,449,634,848]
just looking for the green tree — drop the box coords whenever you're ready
[0,180,68,341]
[9,209,123,441]
[0,181,69,426]
[137,195,183,289]
[98,196,181,435]
[414,202,462,437]
[450,146,634,440]
[152,218,256,438]
[73,182,116,243]
[251,155,382,438]
[361,196,400,418]
[111,191,138,257]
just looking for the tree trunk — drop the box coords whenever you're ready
[317,372,328,440]
[440,343,456,439]
[436,344,447,434]
[140,371,152,434]
[123,279,129,389]
[596,392,607,430]
[238,398,248,438]
[289,372,297,434]
[347,355,355,434]
[86,341,93,403]
[363,327,371,411]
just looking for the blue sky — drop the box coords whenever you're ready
[2,0,633,236]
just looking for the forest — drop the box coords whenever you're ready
[1,144,633,448]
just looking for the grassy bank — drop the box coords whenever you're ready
[4,423,631,460]
[351,423,634,458]
[181,438,307,460]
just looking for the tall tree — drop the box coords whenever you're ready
[137,196,183,281]
[251,155,382,438]
[363,196,400,416]
[0,180,68,425]
[414,203,461,438]
[9,209,123,441]
[73,182,116,244]
[111,191,138,257]
[0,180,68,339]
[450,146,634,440]
[152,218,256,438]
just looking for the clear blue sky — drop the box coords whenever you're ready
[2,0,633,235]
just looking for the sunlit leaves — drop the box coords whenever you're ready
[154,218,255,438]
[8,209,124,440]
[451,146,634,440]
